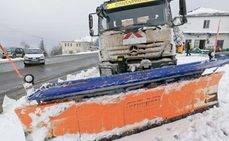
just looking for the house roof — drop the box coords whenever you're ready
[74,36,95,42]
[187,7,229,17]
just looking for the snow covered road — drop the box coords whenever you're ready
[0,54,229,141]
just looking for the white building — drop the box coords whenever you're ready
[180,7,229,50]
[61,37,98,54]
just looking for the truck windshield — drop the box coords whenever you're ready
[99,3,167,32]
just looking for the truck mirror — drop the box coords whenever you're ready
[89,14,93,29]
[173,0,187,26]
[179,0,187,16]
[89,13,98,37]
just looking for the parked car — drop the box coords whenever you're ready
[1,47,25,59]
[12,48,25,58]
[24,48,45,66]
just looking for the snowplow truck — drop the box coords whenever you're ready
[89,0,187,75]
[15,0,229,140]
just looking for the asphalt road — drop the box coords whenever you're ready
[0,53,99,112]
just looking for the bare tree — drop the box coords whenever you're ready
[20,41,30,50]
[51,46,62,56]
[39,39,48,57]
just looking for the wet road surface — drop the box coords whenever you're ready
[0,53,99,112]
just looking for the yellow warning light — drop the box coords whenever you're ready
[106,0,155,10]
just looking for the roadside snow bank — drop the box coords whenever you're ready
[0,95,34,141]
[2,96,29,113]
[0,58,23,63]
[177,54,208,64]
[0,112,26,141]
[59,67,100,82]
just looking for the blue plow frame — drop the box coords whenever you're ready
[28,58,229,102]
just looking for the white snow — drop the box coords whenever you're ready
[0,54,228,141]
[59,67,100,82]
[177,53,208,64]
[0,58,23,63]
[188,7,229,16]
[0,96,28,141]
[74,36,97,43]
[0,112,26,141]
[61,50,99,56]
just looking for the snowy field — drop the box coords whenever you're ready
[0,54,229,141]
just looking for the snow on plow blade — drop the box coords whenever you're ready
[15,59,229,140]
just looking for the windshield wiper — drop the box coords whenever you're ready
[102,26,124,33]
[126,23,162,31]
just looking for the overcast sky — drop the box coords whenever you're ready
[0,0,228,49]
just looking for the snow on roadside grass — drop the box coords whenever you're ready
[177,53,208,64]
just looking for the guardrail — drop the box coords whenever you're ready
[0,51,99,73]
[0,58,24,73]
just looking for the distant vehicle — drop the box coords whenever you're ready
[24,48,45,66]
[12,48,25,58]
[1,48,14,59]
[1,47,25,59]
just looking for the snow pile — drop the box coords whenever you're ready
[188,7,229,16]
[0,96,29,141]
[177,53,208,64]
[64,67,100,82]
[0,112,26,141]
[74,36,97,43]
[61,50,99,56]
[2,95,31,113]
[0,58,23,63]
[74,50,99,55]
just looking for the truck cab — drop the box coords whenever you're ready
[89,0,187,76]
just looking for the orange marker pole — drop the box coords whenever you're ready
[0,43,23,78]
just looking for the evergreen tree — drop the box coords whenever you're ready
[39,39,47,56]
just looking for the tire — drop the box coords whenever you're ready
[24,63,28,67]
[12,54,16,58]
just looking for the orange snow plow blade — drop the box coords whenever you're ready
[15,72,223,139]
